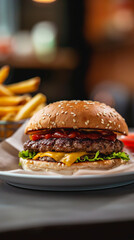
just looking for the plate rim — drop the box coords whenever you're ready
[0,170,134,180]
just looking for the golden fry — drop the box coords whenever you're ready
[0,65,10,84]
[0,67,47,123]
[14,93,46,121]
[1,112,15,121]
[7,77,40,94]
[0,84,13,96]
[0,106,22,116]
[0,95,31,106]
[30,103,46,117]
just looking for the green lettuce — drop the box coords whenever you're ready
[75,151,130,163]
[19,150,36,159]
[19,150,130,163]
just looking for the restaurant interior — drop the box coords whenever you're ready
[1,1,134,239]
[0,0,134,127]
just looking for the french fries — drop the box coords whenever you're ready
[0,95,31,106]
[14,93,46,121]
[1,113,16,121]
[0,84,13,96]
[0,106,22,116]
[7,77,40,94]
[0,65,47,127]
[30,103,46,117]
[0,65,10,84]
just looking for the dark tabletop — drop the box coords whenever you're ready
[1,179,134,240]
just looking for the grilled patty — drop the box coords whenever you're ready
[24,138,123,155]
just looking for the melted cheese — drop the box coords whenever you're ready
[33,151,87,166]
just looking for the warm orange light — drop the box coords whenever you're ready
[33,0,56,3]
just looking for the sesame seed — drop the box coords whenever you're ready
[71,112,75,115]
[58,105,61,107]
[118,124,120,128]
[61,111,64,114]
[73,119,76,123]
[56,112,59,116]
[42,116,45,119]
[97,112,102,116]
[61,106,64,109]
[73,126,78,129]
[85,120,90,125]
[107,123,110,126]
[109,120,112,123]
[101,119,104,124]
[109,126,112,129]
[62,121,65,125]
[65,111,68,114]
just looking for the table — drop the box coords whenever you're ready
[0,180,134,239]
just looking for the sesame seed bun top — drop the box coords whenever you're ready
[25,100,128,135]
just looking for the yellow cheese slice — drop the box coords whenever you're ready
[60,152,87,166]
[33,151,87,166]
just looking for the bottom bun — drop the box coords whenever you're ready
[20,158,126,173]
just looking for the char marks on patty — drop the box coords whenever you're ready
[24,138,123,155]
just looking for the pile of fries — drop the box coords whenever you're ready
[0,65,47,122]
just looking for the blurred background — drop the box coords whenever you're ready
[0,0,134,127]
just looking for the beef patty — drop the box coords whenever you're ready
[24,138,123,155]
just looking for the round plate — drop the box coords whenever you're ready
[0,171,134,191]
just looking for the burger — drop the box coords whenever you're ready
[19,100,130,173]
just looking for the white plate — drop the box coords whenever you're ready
[0,171,134,191]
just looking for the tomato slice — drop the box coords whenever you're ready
[76,132,101,139]
[52,131,67,138]
[31,134,45,141]
[31,130,117,141]
[44,134,52,139]
[121,134,134,149]
[68,132,78,138]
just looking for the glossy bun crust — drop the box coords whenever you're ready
[25,100,128,135]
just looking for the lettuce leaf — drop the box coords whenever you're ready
[19,150,130,163]
[19,150,36,159]
[75,151,130,163]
